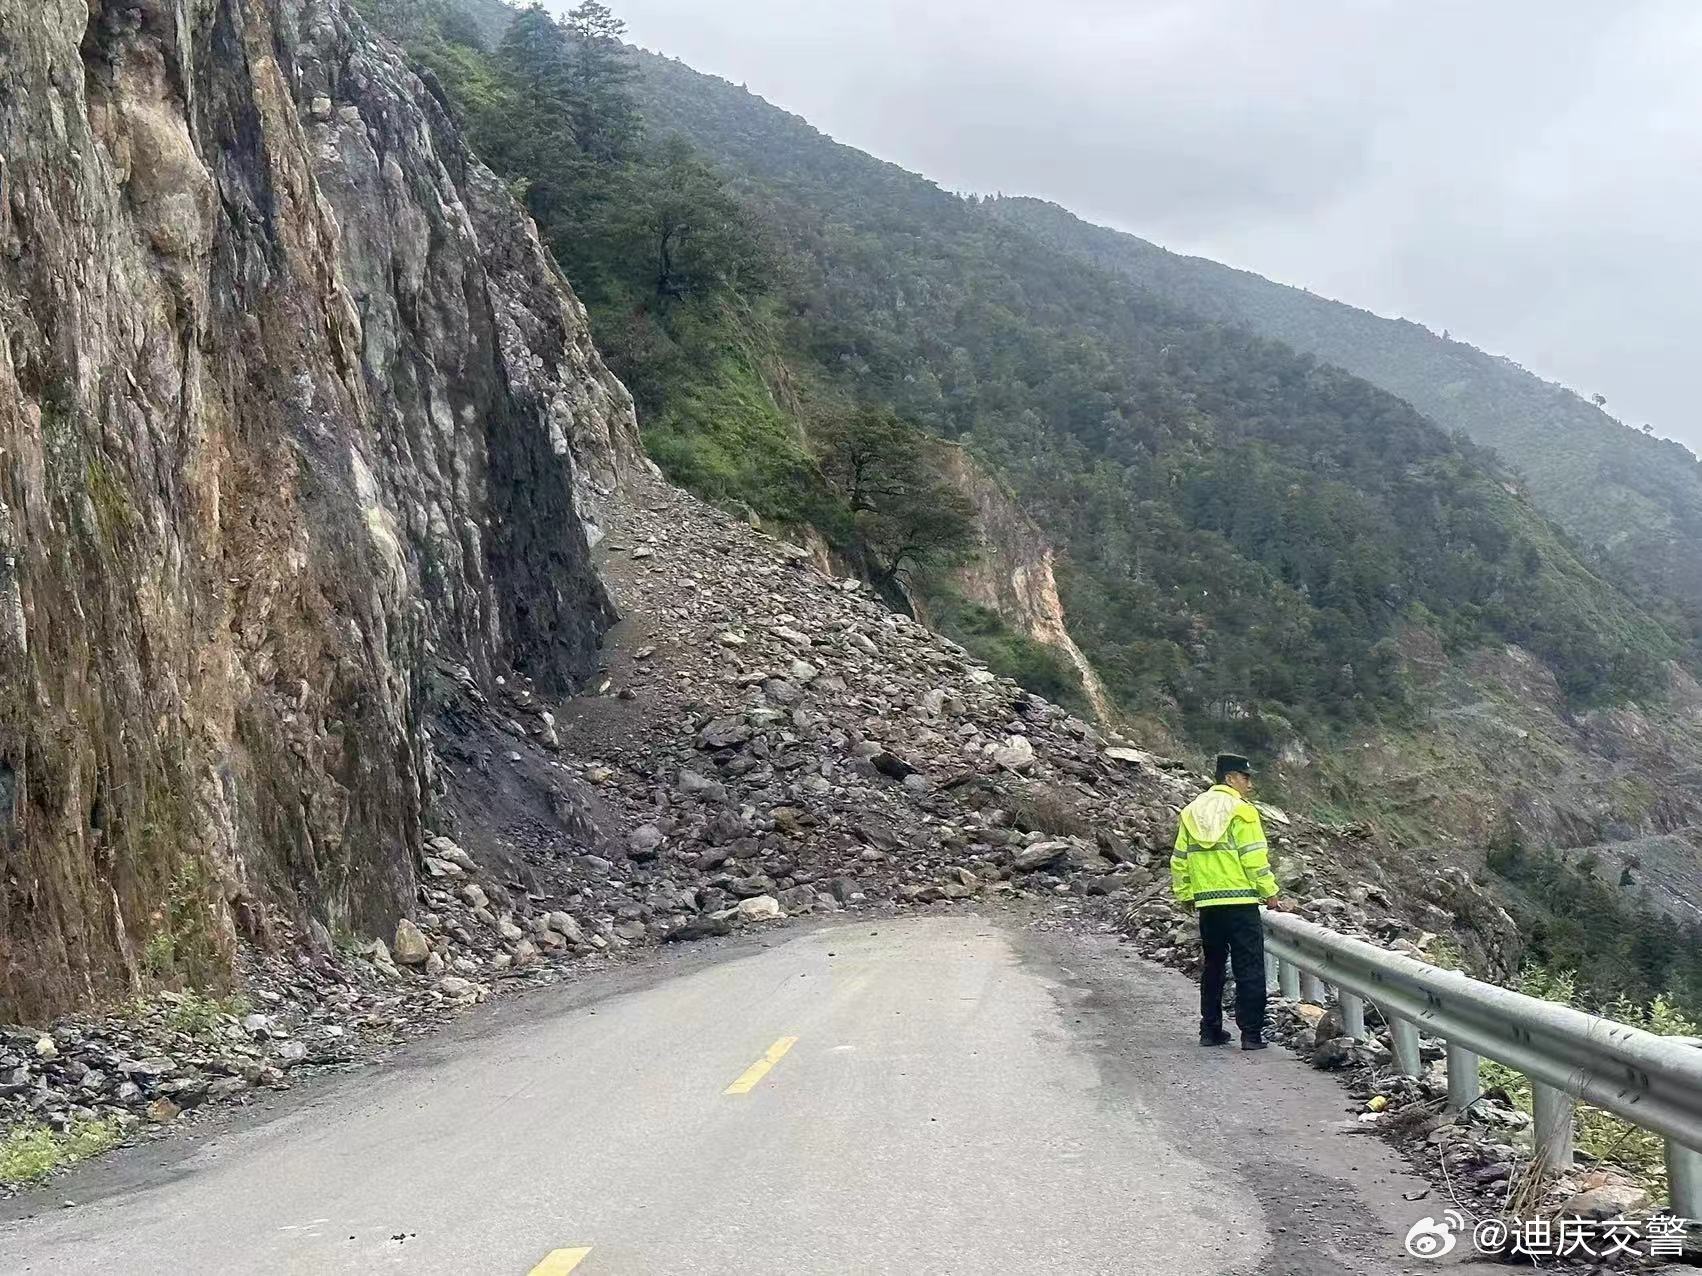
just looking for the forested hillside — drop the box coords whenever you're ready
[993,197,1702,623]
[364,0,1688,765]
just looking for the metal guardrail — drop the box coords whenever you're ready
[1263,911,1702,1217]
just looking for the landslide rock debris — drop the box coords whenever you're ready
[0,0,1528,1188]
[1,464,1523,1184]
[547,473,1521,976]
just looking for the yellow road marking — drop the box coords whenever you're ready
[723,1035,799,1095]
[528,1246,592,1275]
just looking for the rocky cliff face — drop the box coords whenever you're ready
[925,446,1115,722]
[0,0,638,1019]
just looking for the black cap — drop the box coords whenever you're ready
[1215,753,1252,782]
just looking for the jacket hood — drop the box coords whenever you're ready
[1181,787,1242,847]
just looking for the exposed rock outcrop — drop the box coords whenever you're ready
[923,444,1114,721]
[0,0,638,1018]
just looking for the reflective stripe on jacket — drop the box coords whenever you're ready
[1171,784,1278,907]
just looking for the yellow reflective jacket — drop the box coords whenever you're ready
[1171,785,1278,907]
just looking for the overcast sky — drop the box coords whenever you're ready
[598,0,1701,452]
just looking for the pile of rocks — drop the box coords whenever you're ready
[1,1013,278,1139]
[533,475,1523,964]
[0,471,1524,1180]
[0,892,527,1164]
[0,809,678,1170]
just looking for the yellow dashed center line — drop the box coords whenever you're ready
[528,1246,592,1275]
[724,1035,799,1095]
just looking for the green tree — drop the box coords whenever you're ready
[818,407,977,588]
[498,5,573,121]
[620,136,769,306]
[562,0,640,162]
[817,405,916,515]
[494,5,578,221]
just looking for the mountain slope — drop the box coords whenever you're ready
[404,1,1700,874]
[991,196,1702,620]
[627,50,1678,721]
[619,42,1702,883]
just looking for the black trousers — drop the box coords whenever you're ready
[1198,903,1267,1038]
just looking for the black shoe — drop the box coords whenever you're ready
[1199,1027,1232,1047]
[1241,1035,1268,1051]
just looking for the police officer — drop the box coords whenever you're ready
[1171,754,1287,1049]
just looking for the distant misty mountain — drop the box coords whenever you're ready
[990,197,1702,615]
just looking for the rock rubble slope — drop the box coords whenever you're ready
[1,465,1523,1171]
[566,475,1516,951]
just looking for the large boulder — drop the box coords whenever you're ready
[393,919,431,966]
[1559,1185,1652,1220]
[698,717,753,749]
[628,824,664,860]
[1013,841,1070,872]
[993,735,1037,772]
[543,912,585,945]
[736,895,783,922]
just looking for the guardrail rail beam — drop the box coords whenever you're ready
[1262,911,1702,1208]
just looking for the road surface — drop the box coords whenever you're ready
[0,915,1475,1274]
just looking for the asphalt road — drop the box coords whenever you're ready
[0,915,1482,1274]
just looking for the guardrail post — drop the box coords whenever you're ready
[1389,1015,1421,1077]
[1666,1139,1702,1218]
[1532,1081,1575,1174]
[1265,952,1279,994]
[1299,971,1326,1004]
[1262,911,1702,1185]
[1445,1043,1480,1111]
[1338,991,1366,1040]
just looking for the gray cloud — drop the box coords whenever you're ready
[600,0,1702,449]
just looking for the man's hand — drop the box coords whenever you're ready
[1263,897,1291,913]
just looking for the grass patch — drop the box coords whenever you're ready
[640,343,834,530]
[925,591,1087,713]
[126,989,250,1042]
[138,852,229,991]
[1005,786,1096,841]
[1422,936,1466,972]
[161,990,249,1038]
[0,1119,127,1186]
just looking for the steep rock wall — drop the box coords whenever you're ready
[0,0,639,1018]
[930,446,1115,722]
